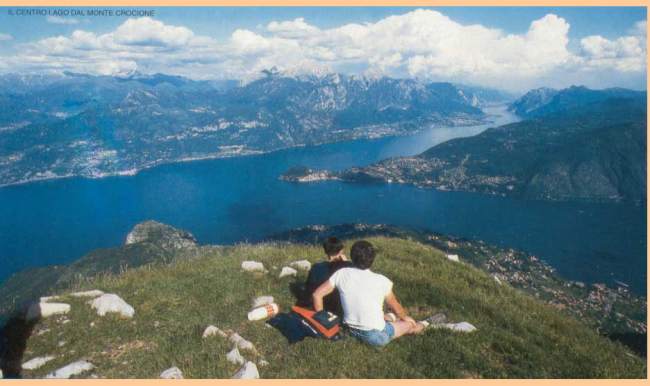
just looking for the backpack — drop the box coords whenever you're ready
[291,305,341,339]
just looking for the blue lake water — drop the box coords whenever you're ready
[0,105,646,294]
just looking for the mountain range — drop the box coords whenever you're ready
[0,71,500,187]
[282,86,647,202]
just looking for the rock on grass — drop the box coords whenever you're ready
[279,267,297,278]
[229,333,255,352]
[290,260,311,271]
[70,290,105,298]
[231,361,259,379]
[45,360,94,379]
[160,366,183,379]
[226,347,246,365]
[202,325,228,339]
[241,261,266,273]
[22,355,55,370]
[89,294,135,318]
[26,302,71,321]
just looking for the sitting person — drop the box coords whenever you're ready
[304,237,353,318]
[312,240,445,347]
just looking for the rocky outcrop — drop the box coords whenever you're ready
[125,221,197,250]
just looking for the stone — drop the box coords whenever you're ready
[252,296,274,308]
[226,347,246,365]
[160,366,183,379]
[89,294,135,318]
[493,275,502,285]
[39,295,60,303]
[202,325,228,339]
[290,260,311,271]
[279,267,297,278]
[437,322,477,333]
[26,302,71,321]
[231,361,259,379]
[71,290,105,298]
[45,360,94,379]
[229,333,255,352]
[242,261,266,273]
[258,359,269,367]
[446,254,460,262]
[23,355,55,370]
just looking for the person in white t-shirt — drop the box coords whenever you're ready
[312,240,446,347]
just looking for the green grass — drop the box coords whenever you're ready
[20,237,646,378]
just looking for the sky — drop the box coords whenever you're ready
[0,6,646,91]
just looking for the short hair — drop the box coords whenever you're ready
[322,236,344,257]
[351,240,376,269]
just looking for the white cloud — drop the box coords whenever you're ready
[579,19,646,73]
[0,33,13,41]
[46,15,80,25]
[113,17,194,47]
[1,10,646,90]
[267,17,320,38]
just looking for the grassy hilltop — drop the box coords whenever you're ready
[9,235,646,379]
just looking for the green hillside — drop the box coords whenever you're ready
[9,237,646,378]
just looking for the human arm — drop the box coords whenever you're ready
[385,291,416,326]
[312,280,335,312]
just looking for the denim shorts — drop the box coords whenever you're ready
[348,322,395,347]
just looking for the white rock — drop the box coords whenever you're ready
[279,267,297,278]
[58,341,67,347]
[40,295,60,303]
[252,296,274,308]
[45,360,94,379]
[290,260,311,271]
[202,325,228,339]
[71,290,105,298]
[258,359,269,367]
[26,302,71,321]
[23,355,55,370]
[446,254,460,262]
[160,366,183,379]
[89,294,135,318]
[493,275,502,285]
[226,347,246,365]
[229,333,255,352]
[241,261,266,273]
[231,361,259,379]
[438,322,477,333]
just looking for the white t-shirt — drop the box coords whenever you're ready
[328,267,393,331]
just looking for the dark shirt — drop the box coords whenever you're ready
[305,259,353,317]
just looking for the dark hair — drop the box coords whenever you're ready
[351,240,376,269]
[322,236,344,257]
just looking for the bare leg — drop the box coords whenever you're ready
[390,320,426,339]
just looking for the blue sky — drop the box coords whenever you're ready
[0,7,646,91]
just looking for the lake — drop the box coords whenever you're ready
[0,105,646,294]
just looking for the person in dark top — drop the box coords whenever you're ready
[305,237,353,317]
